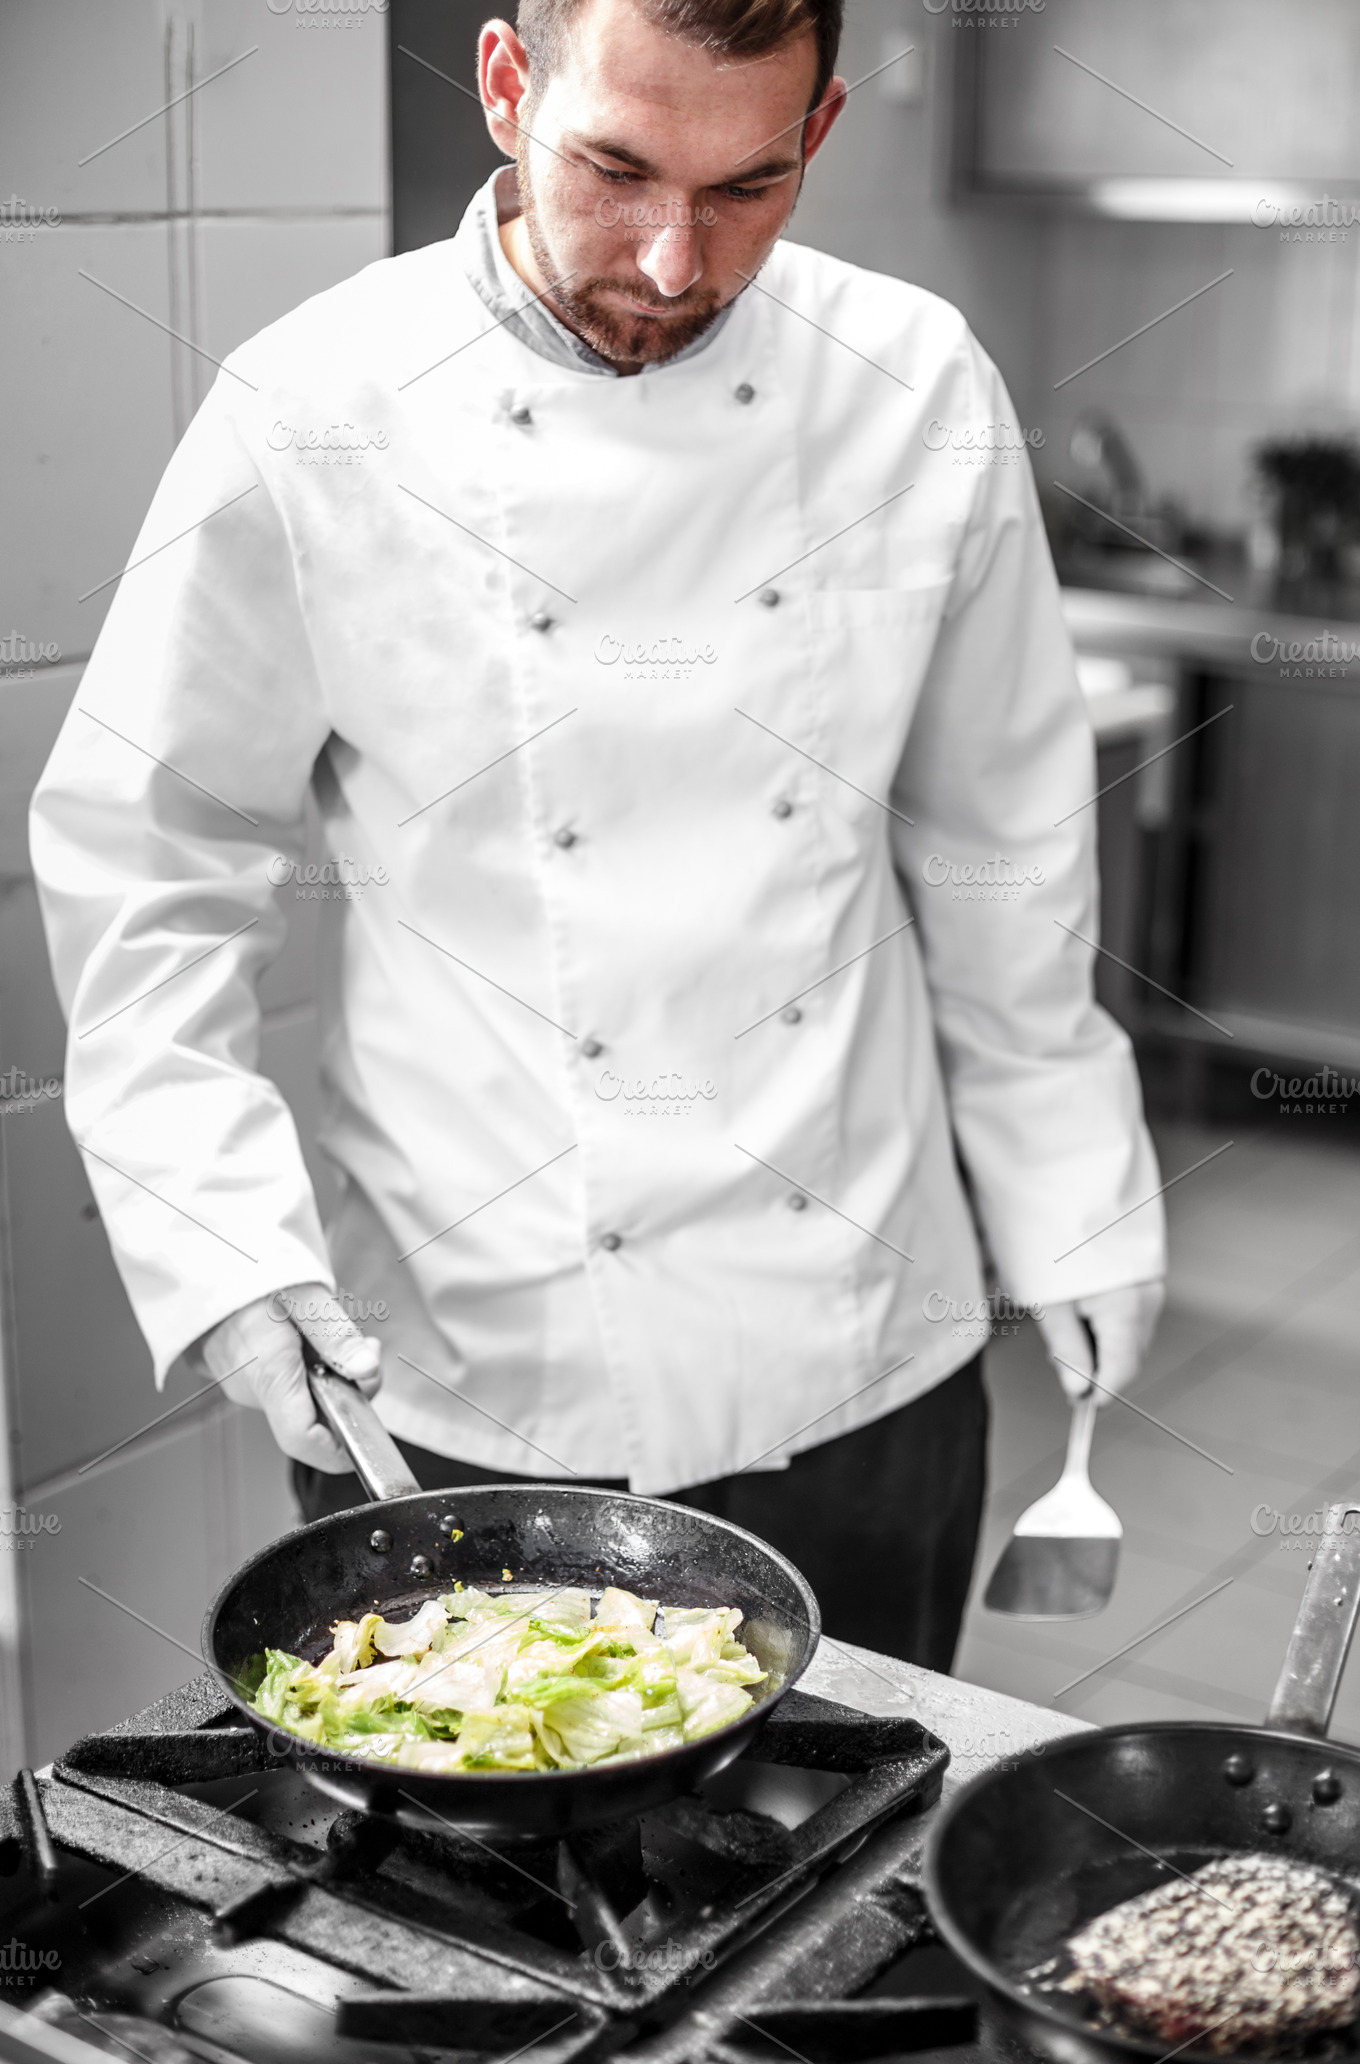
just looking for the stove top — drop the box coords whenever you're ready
[0,1674,1027,2064]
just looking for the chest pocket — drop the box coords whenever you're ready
[805,583,954,810]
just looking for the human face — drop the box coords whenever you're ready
[480,0,845,371]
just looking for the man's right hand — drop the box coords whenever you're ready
[194,1282,383,1473]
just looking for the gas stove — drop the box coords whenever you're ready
[0,1674,1024,2064]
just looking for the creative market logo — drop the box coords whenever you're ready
[593,198,718,240]
[1252,1504,1360,1549]
[1254,196,1359,244]
[921,853,1046,901]
[0,1069,62,1116]
[923,419,1045,465]
[1,632,62,681]
[595,1069,718,1118]
[0,1938,61,1984]
[266,0,388,23]
[594,634,718,684]
[268,854,390,900]
[1250,1065,1360,1117]
[582,1939,718,1976]
[266,420,389,465]
[0,1508,62,1551]
[922,0,1045,22]
[1251,630,1360,680]
[0,196,61,241]
[268,1289,390,1324]
[923,1290,1043,1338]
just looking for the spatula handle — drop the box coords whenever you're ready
[1061,1389,1098,1485]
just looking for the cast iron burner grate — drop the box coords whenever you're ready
[0,1675,981,2064]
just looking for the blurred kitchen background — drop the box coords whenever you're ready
[4,0,1360,1769]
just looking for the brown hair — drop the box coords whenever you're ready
[517,0,843,121]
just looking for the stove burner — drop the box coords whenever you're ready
[0,1674,984,2063]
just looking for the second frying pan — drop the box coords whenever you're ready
[925,1503,1360,2064]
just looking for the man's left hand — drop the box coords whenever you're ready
[1036,1280,1165,1405]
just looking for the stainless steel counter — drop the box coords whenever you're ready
[803,1640,1089,1845]
[1061,567,1360,1071]
[1062,582,1360,678]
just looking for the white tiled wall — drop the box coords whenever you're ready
[793,4,1360,534]
[1,0,388,1769]
[1,226,179,664]
[191,0,387,216]
[18,1401,293,1757]
[1030,216,1360,530]
[786,5,1046,413]
[2,2,172,219]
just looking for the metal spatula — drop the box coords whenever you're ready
[983,1389,1121,1618]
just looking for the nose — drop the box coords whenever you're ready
[636,223,702,299]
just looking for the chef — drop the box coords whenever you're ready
[31,0,1165,1670]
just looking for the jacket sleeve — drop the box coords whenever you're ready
[889,338,1166,1308]
[29,374,337,1383]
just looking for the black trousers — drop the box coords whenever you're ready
[291,1354,987,1673]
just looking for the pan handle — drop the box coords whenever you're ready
[305,1353,422,1502]
[1265,1502,1360,1736]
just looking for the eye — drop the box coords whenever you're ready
[588,161,639,185]
[722,183,768,202]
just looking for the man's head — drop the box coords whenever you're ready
[479,0,845,370]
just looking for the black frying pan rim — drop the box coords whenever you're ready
[202,1480,823,1792]
[923,1718,1360,2064]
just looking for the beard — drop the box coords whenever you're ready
[515,143,728,367]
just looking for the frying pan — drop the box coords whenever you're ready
[204,1367,821,1839]
[925,1501,1360,2064]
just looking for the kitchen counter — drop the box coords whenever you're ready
[1059,553,1360,1073]
[1060,556,1360,677]
[804,1639,1089,1826]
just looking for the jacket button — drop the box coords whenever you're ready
[735,382,755,404]
[554,826,577,848]
[787,1192,808,1211]
[580,1037,603,1058]
[529,610,554,632]
[781,1005,802,1025]
[600,1231,623,1252]
[772,798,793,819]
[510,404,533,425]
[758,588,780,608]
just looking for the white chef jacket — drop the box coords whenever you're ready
[30,179,1165,1496]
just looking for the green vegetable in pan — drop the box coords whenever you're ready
[249,1582,765,1772]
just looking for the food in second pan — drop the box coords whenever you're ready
[249,1583,766,1772]
[1052,1853,1360,2054]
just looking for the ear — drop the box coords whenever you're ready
[801,75,847,165]
[480,18,533,159]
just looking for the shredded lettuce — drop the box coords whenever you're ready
[371,1599,449,1657]
[675,1667,758,1740]
[248,1581,766,1771]
[328,1613,379,1673]
[596,1586,658,1631]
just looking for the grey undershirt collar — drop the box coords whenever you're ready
[463,166,732,378]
